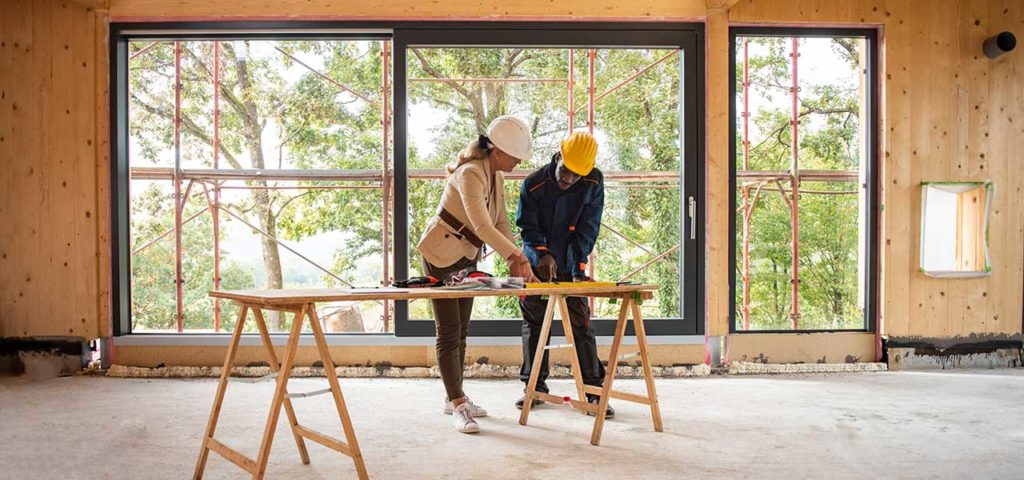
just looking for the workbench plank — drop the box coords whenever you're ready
[209,285,657,305]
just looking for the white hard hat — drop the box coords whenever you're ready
[486,115,533,162]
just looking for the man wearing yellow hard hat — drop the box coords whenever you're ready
[514,130,613,417]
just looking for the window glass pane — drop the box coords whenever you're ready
[127,39,392,333]
[734,35,869,331]
[406,47,682,322]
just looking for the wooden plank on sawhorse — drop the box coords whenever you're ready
[517,293,663,446]
[193,302,369,480]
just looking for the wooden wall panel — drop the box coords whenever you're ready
[93,9,111,338]
[728,332,876,364]
[0,3,14,337]
[705,9,731,337]
[0,0,105,339]
[730,0,1024,339]
[881,0,912,340]
[2,0,1020,347]
[107,0,709,20]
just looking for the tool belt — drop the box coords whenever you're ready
[438,208,484,249]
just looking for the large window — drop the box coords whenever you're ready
[729,28,878,332]
[401,46,686,331]
[120,36,392,334]
[111,23,704,337]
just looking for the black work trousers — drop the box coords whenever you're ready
[518,273,605,398]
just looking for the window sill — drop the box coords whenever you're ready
[113,333,706,347]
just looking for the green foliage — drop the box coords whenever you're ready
[129,184,255,331]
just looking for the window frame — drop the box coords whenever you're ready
[727,26,880,334]
[394,24,705,337]
[109,22,706,338]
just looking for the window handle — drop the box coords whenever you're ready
[688,196,696,240]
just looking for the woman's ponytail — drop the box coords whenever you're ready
[447,134,493,174]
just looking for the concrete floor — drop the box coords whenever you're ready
[1,370,1022,479]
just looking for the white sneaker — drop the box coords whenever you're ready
[452,403,480,434]
[444,397,488,417]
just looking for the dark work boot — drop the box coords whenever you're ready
[515,394,545,410]
[586,395,615,418]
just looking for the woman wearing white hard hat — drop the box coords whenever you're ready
[417,115,539,434]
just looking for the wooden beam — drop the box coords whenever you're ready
[69,0,111,11]
[206,438,257,475]
[108,0,708,19]
[706,0,740,13]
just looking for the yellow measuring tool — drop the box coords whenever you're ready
[524,281,619,288]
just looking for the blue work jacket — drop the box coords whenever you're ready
[516,158,605,278]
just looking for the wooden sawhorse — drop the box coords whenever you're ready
[517,292,663,445]
[193,302,368,480]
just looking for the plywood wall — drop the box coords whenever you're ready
[0,0,109,339]
[1,0,1021,344]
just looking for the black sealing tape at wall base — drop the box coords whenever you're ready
[0,337,89,376]
[886,336,1022,353]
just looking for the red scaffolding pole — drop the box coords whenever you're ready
[129,41,162,61]
[789,37,800,330]
[572,49,679,118]
[381,40,392,332]
[587,49,596,134]
[567,49,575,134]
[212,41,222,332]
[173,40,184,333]
[586,49,596,308]
[741,39,751,331]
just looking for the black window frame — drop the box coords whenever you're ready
[394,24,705,337]
[109,21,706,338]
[727,27,880,334]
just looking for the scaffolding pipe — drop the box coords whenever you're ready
[217,205,360,290]
[132,206,209,256]
[741,39,751,330]
[602,222,658,258]
[600,222,679,272]
[593,50,677,105]
[274,46,380,108]
[572,49,678,117]
[408,77,566,83]
[212,41,222,332]
[586,49,596,305]
[789,37,800,330]
[173,40,184,333]
[746,187,858,195]
[620,245,680,282]
[218,185,381,190]
[587,49,596,134]
[568,49,575,133]
[381,40,392,332]
[736,169,857,181]
[130,167,682,182]
[129,41,162,61]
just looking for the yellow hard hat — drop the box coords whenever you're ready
[559,131,598,176]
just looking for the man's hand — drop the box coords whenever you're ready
[508,252,539,283]
[573,275,594,282]
[538,253,557,282]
